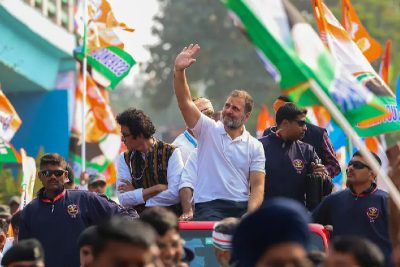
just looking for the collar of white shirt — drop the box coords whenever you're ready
[216,121,250,142]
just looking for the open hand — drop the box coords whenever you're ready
[174,44,200,71]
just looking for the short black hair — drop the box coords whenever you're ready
[276,103,307,126]
[331,236,384,267]
[39,153,67,170]
[140,207,178,236]
[277,95,291,102]
[10,210,21,231]
[92,217,156,257]
[353,151,382,166]
[78,225,98,248]
[116,108,156,139]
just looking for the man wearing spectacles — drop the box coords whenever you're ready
[18,153,139,267]
[116,108,184,215]
[260,103,331,207]
[312,151,394,267]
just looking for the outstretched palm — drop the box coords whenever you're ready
[174,44,200,71]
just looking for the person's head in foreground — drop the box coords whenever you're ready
[141,207,191,267]
[78,225,99,267]
[324,236,384,267]
[212,217,239,267]
[87,217,160,267]
[231,198,312,267]
[1,238,45,267]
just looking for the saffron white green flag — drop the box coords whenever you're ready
[221,0,389,132]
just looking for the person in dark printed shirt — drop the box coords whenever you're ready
[263,96,340,178]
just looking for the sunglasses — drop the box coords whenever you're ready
[40,170,66,177]
[294,120,307,127]
[348,160,370,170]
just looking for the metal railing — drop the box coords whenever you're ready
[23,0,75,33]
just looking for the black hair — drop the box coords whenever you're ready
[92,217,156,257]
[65,164,75,185]
[10,210,21,231]
[116,108,156,139]
[140,207,178,236]
[331,236,384,267]
[277,95,291,102]
[78,225,98,248]
[39,153,67,170]
[276,103,307,126]
[214,217,239,235]
[0,218,8,234]
[353,151,382,166]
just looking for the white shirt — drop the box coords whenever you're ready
[190,114,265,203]
[116,148,184,207]
[172,130,197,163]
[179,151,198,191]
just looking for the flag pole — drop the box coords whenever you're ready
[309,79,400,211]
[81,0,88,172]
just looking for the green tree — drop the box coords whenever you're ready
[143,0,279,132]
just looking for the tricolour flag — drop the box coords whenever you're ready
[74,46,136,90]
[0,137,20,163]
[0,88,22,142]
[76,0,134,50]
[69,73,121,175]
[342,0,382,62]
[20,149,36,209]
[222,0,388,130]
[313,0,400,137]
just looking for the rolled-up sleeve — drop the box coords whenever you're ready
[116,153,145,207]
[146,148,184,206]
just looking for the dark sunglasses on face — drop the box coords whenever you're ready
[40,170,65,177]
[294,120,307,127]
[348,160,370,170]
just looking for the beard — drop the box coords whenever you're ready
[222,113,245,129]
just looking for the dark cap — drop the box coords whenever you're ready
[88,173,107,186]
[1,238,44,266]
[231,198,311,267]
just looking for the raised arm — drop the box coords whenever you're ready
[174,44,202,129]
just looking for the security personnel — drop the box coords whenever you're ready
[19,153,138,267]
[312,151,393,267]
[259,103,331,206]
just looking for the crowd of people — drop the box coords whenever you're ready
[0,43,400,267]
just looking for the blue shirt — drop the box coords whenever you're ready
[312,185,393,267]
[19,188,138,267]
[259,133,319,204]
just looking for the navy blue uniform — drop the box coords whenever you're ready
[312,184,393,267]
[19,188,139,267]
[259,133,319,204]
